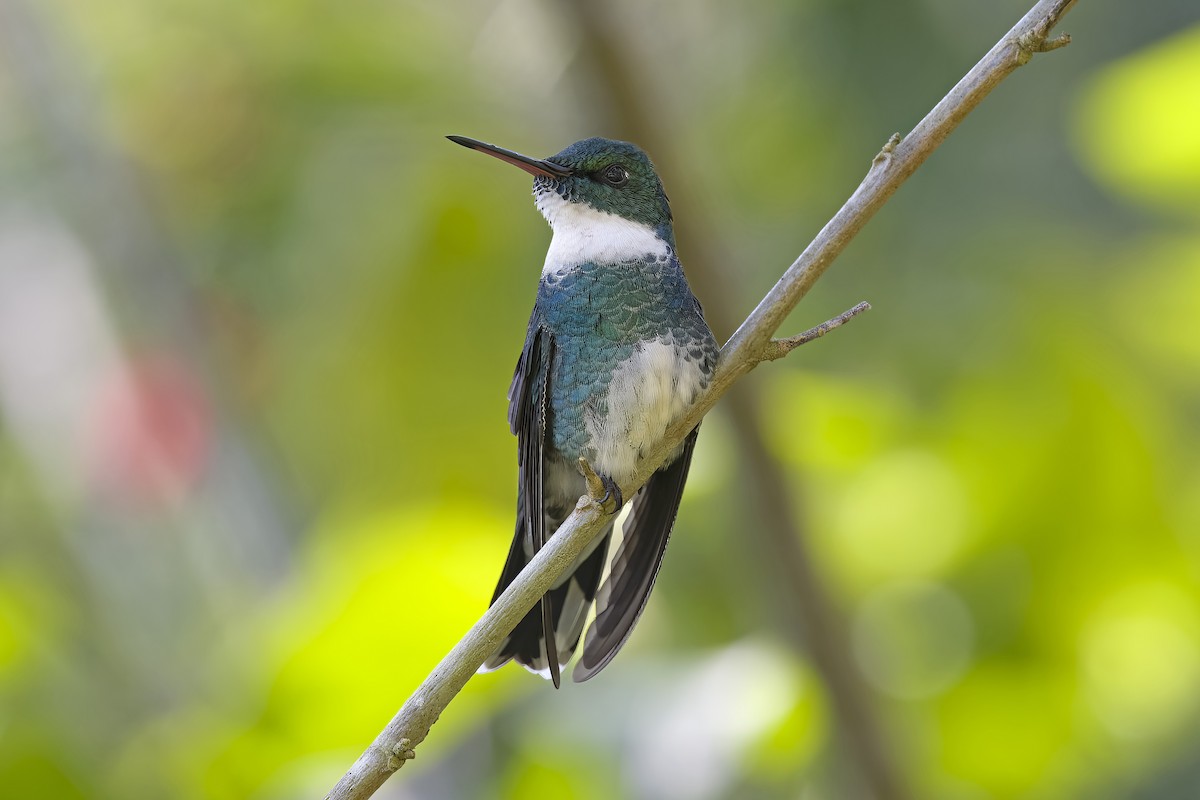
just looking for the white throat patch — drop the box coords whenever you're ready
[536,191,670,273]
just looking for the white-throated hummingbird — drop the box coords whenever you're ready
[449,135,718,686]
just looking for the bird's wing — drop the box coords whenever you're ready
[499,318,562,686]
[572,426,700,682]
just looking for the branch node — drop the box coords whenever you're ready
[1016,21,1071,65]
[871,133,903,171]
[1039,32,1071,52]
[762,301,872,362]
[386,739,416,771]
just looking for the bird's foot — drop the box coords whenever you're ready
[599,474,623,513]
[577,457,624,513]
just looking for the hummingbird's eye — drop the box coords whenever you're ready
[600,164,629,187]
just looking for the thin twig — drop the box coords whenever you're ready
[764,301,872,361]
[325,1,1076,797]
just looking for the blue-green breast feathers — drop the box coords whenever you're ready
[537,255,717,480]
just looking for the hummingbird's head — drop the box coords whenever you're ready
[533,138,672,235]
[448,135,674,246]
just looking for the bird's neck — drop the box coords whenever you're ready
[539,199,674,275]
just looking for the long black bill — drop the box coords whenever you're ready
[447,135,573,179]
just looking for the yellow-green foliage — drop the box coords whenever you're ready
[1,2,1198,799]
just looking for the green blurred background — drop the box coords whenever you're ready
[2,0,1199,797]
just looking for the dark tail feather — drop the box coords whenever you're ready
[540,594,560,688]
[482,506,612,680]
[572,427,700,683]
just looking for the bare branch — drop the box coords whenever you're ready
[325,1,1077,797]
[763,302,872,362]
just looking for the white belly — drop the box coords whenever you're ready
[585,336,707,485]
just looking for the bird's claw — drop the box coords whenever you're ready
[577,457,623,513]
[599,475,623,513]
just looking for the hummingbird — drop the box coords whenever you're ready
[448,135,718,686]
